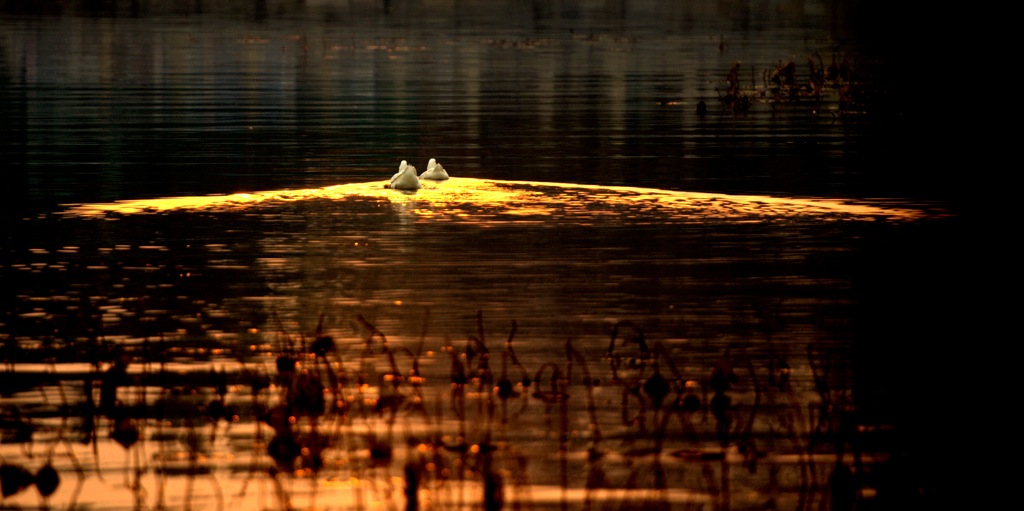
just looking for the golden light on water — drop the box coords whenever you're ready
[60,177,933,222]
[5,4,948,509]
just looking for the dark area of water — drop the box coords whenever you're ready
[1,0,942,216]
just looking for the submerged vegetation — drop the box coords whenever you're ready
[1,309,919,510]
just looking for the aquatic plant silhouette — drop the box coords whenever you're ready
[710,50,879,119]
[0,307,913,510]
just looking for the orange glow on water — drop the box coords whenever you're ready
[61,177,933,222]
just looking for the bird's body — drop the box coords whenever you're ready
[390,160,408,182]
[419,158,449,181]
[389,160,421,190]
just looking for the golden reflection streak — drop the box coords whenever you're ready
[61,177,932,221]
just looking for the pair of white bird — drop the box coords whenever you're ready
[388,158,449,190]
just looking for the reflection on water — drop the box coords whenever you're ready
[61,177,936,221]
[1,0,931,219]
[2,180,946,510]
[1,2,950,510]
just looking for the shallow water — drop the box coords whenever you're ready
[0,2,955,510]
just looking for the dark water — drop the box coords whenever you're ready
[1,2,960,510]
[1,0,938,212]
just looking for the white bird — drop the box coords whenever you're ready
[390,160,408,181]
[388,160,421,190]
[419,158,449,181]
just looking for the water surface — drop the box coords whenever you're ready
[2,0,934,214]
[0,2,955,510]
